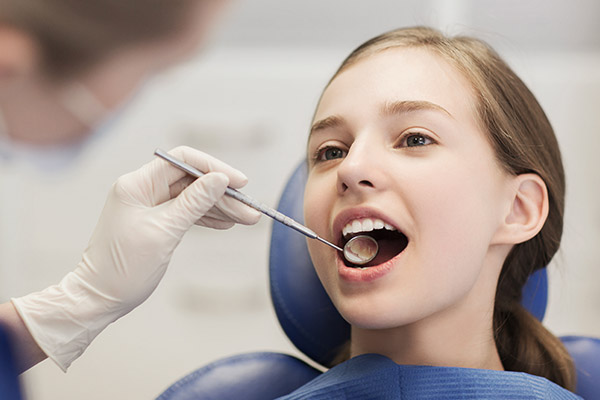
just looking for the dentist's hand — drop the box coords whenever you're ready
[11,146,260,371]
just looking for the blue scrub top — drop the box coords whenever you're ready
[277,354,582,399]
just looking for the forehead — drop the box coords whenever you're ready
[314,47,479,126]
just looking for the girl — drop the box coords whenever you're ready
[297,26,578,398]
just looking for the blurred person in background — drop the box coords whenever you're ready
[0,0,260,373]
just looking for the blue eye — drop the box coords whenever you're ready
[316,146,347,162]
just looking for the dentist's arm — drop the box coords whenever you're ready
[6,146,260,372]
[0,302,46,373]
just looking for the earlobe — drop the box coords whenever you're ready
[495,173,549,245]
[0,25,38,81]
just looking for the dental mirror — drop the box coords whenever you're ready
[343,235,379,265]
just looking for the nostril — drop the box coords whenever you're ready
[359,180,374,188]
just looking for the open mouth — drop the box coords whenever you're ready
[340,217,409,268]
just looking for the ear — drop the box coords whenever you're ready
[493,173,549,245]
[0,25,38,82]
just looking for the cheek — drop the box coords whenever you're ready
[418,179,494,246]
[304,175,331,260]
[407,156,504,274]
[303,172,340,296]
[303,173,334,235]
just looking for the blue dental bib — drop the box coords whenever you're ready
[277,354,581,400]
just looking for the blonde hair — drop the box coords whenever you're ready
[324,26,574,390]
[0,0,198,78]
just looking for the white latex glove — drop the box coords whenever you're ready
[11,146,260,371]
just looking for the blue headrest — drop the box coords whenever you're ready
[561,336,600,399]
[269,161,548,368]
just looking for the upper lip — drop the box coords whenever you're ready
[332,206,404,246]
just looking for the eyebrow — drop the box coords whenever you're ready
[309,115,346,137]
[309,100,453,139]
[381,100,453,119]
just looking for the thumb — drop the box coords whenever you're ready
[167,172,230,231]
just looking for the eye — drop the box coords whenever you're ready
[398,132,435,148]
[314,146,347,162]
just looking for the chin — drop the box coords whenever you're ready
[333,292,422,331]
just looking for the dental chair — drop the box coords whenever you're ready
[157,162,600,400]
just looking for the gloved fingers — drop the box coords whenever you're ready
[199,206,232,222]
[201,196,262,225]
[169,175,196,198]
[166,172,230,232]
[170,177,258,225]
[194,216,235,230]
[158,146,249,188]
[115,146,250,206]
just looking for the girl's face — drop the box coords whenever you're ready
[304,48,515,331]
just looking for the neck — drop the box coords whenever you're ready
[350,247,508,371]
[351,308,504,371]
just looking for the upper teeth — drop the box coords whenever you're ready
[342,218,396,238]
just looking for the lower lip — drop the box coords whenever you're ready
[337,251,403,282]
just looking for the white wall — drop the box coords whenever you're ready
[1,1,598,398]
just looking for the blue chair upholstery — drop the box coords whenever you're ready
[561,336,600,400]
[158,160,598,399]
[156,353,320,400]
[269,161,349,367]
[0,324,24,400]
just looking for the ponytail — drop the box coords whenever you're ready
[495,248,575,391]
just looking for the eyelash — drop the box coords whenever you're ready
[312,145,348,163]
[395,131,436,148]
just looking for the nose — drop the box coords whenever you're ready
[336,139,383,196]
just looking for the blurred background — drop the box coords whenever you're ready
[1,0,598,398]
